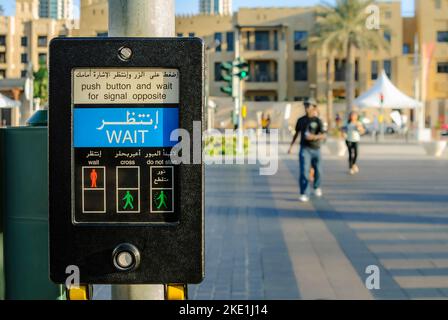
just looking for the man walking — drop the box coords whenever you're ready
[288,98,326,202]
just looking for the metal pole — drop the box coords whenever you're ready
[108,0,174,300]
[234,29,244,154]
[108,0,174,37]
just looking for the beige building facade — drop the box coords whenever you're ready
[176,1,448,127]
[0,0,78,125]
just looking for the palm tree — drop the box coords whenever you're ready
[309,0,389,115]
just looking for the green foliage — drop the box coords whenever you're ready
[309,0,390,56]
[204,135,250,156]
[308,0,390,110]
[33,62,48,104]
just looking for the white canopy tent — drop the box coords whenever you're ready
[354,70,423,109]
[0,93,21,109]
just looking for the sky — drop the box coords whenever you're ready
[1,0,416,17]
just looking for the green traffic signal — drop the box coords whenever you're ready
[220,62,233,71]
[237,70,249,79]
[220,87,233,95]
[219,59,249,96]
[220,61,233,97]
[235,61,249,80]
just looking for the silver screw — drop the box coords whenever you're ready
[118,46,132,61]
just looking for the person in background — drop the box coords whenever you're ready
[343,111,365,175]
[262,113,271,134]
[288,98,326,203]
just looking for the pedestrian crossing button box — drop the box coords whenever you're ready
[49,38,204,284]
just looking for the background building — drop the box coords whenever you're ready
[199,0,232,15]
[39,0,74,20]
[0,0,78,125]
[1,0,447,129]
[176,1,448,129]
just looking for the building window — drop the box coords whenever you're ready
[273,30,278,51]
[39,53,47,64]
[226,32,234,52]
[38,36,48,47]
[21,53,28,64]
[254,96,272,102]
[0,69,6,79]
[214,62,223,81]
[21,36,28,47]
[97,32,108,37]
[0,35,5,46]
[189,32,195,37]
[255,31,270,50]
[214,32,222,52]
[0,52,5,63]
[245,31,250,50]
[253,61,275,82]
[437,62,448,73]
[384,60,392,78]
[335,60,346,81]
[437,31,448,43]
[385,11,392,19]
[21,70,28,78]
[403,44,410,54]
[371,60,378,80]
[294,31,308,51]
[294,61,308,81]
[384,31,391,43]
[435,0,441,9]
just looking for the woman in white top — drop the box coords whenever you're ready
[343,112,365,175]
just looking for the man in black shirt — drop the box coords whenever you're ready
[288,99,326,202]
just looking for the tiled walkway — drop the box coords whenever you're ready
[189,151,448,300]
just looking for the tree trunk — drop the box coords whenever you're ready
[326,56,334,130]
[345,43,355,113]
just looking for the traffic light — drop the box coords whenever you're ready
[220,62,233,96]
[220,59,249,96]
[235,61,249,80]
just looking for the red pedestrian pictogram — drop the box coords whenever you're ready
[90,169,98,188]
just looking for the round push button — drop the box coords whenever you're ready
[112,243,141,272]
[116,251,133,269]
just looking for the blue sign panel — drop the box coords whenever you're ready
[73,107,179,147]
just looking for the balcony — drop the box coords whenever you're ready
[244,80,279,92]
[247,72,278,83]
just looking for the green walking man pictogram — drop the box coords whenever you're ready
[155,190,168,209]
[122,191,134,210]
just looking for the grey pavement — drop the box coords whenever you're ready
[189,143,448,300]
[95,142,448,300]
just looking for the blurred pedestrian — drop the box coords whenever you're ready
[288,98,326,202]
[262,113,271,134]
[343,111,365,175]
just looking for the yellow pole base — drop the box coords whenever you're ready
[67,284,91,300]
[165,284,187,300]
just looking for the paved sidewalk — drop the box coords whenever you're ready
[94,143,448,300]
[189,145,448,300]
